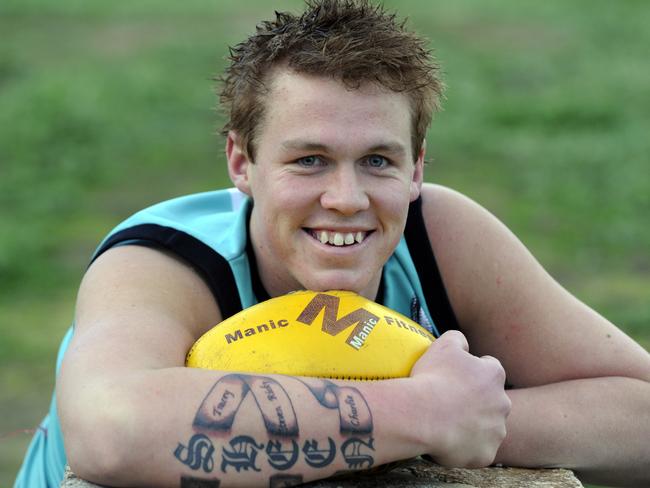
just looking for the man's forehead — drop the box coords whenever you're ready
[252,68,415,157]
[264,70,412,126]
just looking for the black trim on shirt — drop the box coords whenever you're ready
[246,223,271,303]
[404,197,460,335]
[91,198,456,333]
[91,224,244,320]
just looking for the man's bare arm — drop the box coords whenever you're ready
[58,245,510,487]
[498,377,650,487]
[422,183,650,486]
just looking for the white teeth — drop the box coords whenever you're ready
[314,230,368,246]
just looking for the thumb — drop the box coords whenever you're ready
[410,330,470,377]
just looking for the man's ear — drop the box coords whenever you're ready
[410,140,425,202]
[226,131,252,195]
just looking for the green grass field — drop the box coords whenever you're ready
[1,1,649,486]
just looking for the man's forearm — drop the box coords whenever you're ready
[60,366,427,488]
[495,376,650,487]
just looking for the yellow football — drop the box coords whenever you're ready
[186,290,435,380]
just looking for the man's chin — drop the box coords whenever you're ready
[298,270,376,297]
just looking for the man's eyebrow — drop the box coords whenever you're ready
[366,142,408,156]
[281,140,329,152]
[281,139,407,155]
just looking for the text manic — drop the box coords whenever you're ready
[224,319,289,344]
[345,313,433,349]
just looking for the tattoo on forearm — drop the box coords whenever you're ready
[175,434,363,474]
[247,376,298,436]
[194,374,298,436]
[176,374,376,478]
[303,437,336,468]
[341,437,375,469]
[297,378,373,434]
[174,434,215,473]
[338,390,371,433]
[195,374,372,438]
[266,439,300,470]
[221,435,264,473]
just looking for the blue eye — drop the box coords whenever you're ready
[366,155,388,168]
[297,156,321,167]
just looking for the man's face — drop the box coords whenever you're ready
[227,70,424,299]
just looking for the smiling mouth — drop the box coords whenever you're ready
[306,229,371,247]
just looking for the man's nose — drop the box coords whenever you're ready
[320,164,370,215]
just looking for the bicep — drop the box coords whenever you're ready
[421,184,650,387]
[63,245,221,376]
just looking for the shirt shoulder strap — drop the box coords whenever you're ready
[404,197,460,335]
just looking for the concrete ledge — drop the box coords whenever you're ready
[61,458,583,487]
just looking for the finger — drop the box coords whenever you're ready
[436,330,469,352]
[480,354,501,364]
[480,355,507,383]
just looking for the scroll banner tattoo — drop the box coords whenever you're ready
[298,378,373,434]
[194,374,298,437]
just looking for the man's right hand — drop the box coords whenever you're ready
[410,330,511,467]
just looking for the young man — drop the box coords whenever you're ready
[16,1,650,487]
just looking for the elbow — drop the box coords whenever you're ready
[59,380,138,485]
[65,430,126,485]
[66,439,126,486]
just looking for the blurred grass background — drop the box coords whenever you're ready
[1,1,648,486]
